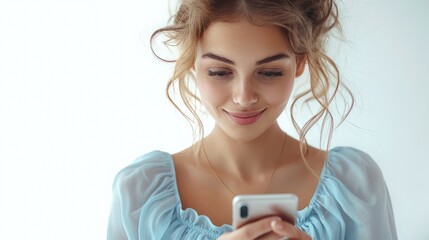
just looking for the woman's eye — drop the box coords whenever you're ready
[258,70,283,78]
[207,70,232,79]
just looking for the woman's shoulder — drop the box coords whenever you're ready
[108,150,186,239]
[298,146,397,238]
[111,150,175,195]
[327,146,383,181]
[323,146,388,201]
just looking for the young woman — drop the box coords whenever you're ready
[108,0,397,239]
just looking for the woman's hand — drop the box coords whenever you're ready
[218,216,311,240]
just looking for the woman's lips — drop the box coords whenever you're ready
[224,109,266,125]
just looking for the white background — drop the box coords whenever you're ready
[0,0,428,239]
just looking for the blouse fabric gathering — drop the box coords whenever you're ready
[107,147,397,239]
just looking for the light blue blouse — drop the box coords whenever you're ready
[107,147,397,239]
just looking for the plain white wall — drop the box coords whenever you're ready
[0,0,428,239]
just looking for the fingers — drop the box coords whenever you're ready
[237,216,282,239]
[270,219,312,240]
[219,216,281,240]
[218,217,312,240]
[256,232,285,240]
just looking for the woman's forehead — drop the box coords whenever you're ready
[197,20,292,58]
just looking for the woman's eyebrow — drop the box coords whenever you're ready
[256,53,290,65]
[201,53,234,64]
[201,52,290,65]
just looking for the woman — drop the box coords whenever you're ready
[108,0,397,239]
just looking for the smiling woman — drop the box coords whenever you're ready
[194,21,302,142]
[107,0,398,239]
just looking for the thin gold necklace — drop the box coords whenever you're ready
[202,135,287,196]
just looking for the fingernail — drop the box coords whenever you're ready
[271,220,284,230]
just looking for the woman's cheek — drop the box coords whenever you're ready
[264,81,294,106]
[198,79,228,105]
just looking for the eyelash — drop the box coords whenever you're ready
[207,70,233,79]
[206,69,284,80]
[257,70,283,78]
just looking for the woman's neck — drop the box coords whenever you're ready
[202,123,287,180]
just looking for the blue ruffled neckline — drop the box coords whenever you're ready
[164,149,335,231]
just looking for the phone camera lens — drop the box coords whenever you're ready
[240,205,248,218]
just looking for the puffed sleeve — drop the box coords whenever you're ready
[107,151,172,240]
[107,156,148,240]
[297,147,398,239]
[331,147,397,239]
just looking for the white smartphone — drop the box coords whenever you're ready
[232,193,298,230]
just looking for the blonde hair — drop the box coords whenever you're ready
[150,0,354,174]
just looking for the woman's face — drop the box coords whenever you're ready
[194,20,305,141]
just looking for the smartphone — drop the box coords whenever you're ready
[232,193,298,230]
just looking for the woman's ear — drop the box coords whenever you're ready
[295,54,306,78]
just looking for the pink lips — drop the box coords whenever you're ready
[225,109,266,125]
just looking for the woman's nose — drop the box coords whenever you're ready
[232,77,258,107]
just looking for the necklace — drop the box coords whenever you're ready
[202,135,287,196]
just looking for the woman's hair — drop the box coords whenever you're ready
[150,0,353,175]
